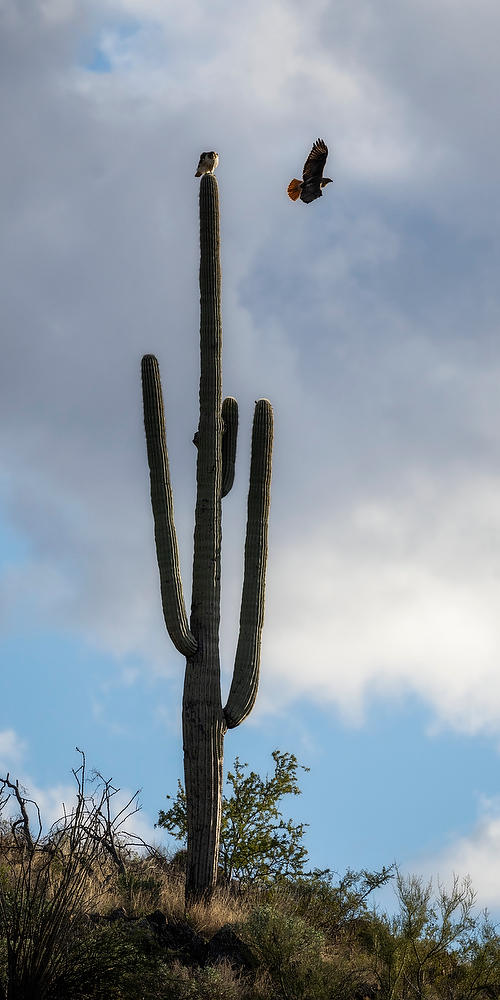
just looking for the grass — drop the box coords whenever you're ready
[2,769,500,999]
[3,844,500,999]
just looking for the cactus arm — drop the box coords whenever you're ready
[221,396,238,498]
[224,398,273,729]
[141,354,198,657]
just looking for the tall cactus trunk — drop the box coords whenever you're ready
[184,175,225,899]
[141,171,273,905]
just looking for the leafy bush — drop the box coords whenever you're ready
[0,934,6,998]
[158,959,244,1000]
[158,751,312,888]
[43,921,163,1000]
[242,903,325,999]
[268,865,394,941]
[115,856,164,915]
[361,870,500,1000]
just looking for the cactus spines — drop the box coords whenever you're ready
[141,172,273,903]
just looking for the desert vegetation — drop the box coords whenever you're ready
[2,754,500,1000]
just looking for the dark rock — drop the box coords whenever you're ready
[206,925,255,971]
[159,919,208,965]
[353,981,381,999]
[145,909,168,937]
[105,907,128,922]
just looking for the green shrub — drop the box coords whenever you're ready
[265,866,394,943]
[159,752,311,889]
[115,858,163,915]
[242,903,325,999]
[45,921,162,999]
[156,959,244,1000]
[0,934,6,998]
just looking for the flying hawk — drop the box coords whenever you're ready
[195,151,219,177]
[287,139,332,203]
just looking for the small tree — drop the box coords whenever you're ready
[157,750,311,887]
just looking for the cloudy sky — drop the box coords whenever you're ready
[2,0,500,916]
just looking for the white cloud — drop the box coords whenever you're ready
[416,797,500,910]
[263,473,500,735]
[0,729,27,771]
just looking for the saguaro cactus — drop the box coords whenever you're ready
[141,173,273,903]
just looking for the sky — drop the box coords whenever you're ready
[2,0,500,918]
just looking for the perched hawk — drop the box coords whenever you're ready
[287,139,332,203]
[195,151,219,177]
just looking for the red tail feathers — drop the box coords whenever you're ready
[287,178,302,201]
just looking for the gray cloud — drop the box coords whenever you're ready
[1,0,500,734]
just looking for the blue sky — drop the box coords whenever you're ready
[2,0,500,917]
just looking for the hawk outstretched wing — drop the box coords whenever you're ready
[287,139,333,204]
[302,139,329,183]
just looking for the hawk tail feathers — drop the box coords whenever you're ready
[287,178,302,201]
